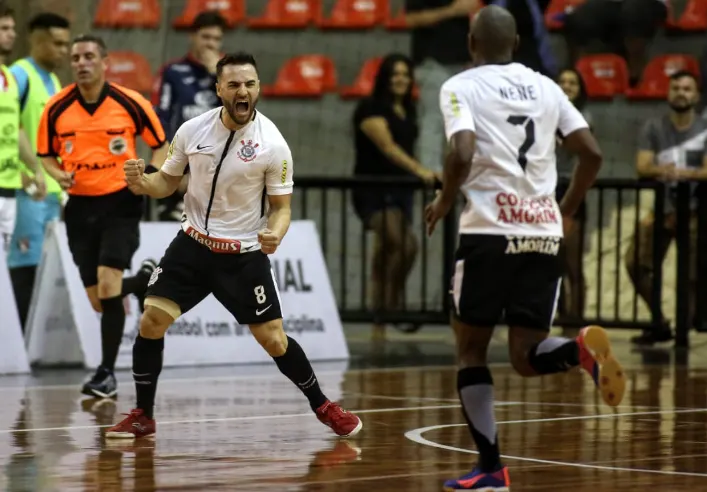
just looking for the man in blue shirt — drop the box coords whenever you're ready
[8,12,69,329]
[150,11,226,221]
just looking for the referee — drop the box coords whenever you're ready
[105,52,362,440]
[37,34,165,398]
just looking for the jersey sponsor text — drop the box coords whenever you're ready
[504,235,561,256]
[495,192,559,225]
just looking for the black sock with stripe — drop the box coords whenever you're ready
[273,336,328,412]
[527,337,580,374]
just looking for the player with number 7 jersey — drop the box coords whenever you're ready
[423,6,623,491]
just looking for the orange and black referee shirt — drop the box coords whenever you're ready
[37,82,166,196]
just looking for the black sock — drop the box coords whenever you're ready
[527,337,580,375]
[9,266,36,331]
[99,296,126,371]
[121,271,149,297]
[273,336,328,411]
[458,367,501,473]
[133,335,164,419]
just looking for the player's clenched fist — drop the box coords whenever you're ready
[124,158,145,194]
[258,228,281,254]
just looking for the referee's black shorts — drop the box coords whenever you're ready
[146,230,282,324]
[64,188,143,287]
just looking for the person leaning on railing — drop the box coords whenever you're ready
[351,53,438,340]
[555,68,591,331]
[625,70,706,346]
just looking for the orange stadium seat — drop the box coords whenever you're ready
[106,51,154,94]
[544,0,586,30]
[666,0,707,32]
[339,57,383,98]
[248,0,317,29]
[317,0,385,29]
[93,0,161,29]
[626,54,701,100]
[172,0,244,29]
[575,54,629,99]
[261,55,338,98]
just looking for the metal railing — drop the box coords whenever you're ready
[292,176,455,325]
[145,176,704,348]
[292,176,704,347]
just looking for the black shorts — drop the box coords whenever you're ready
[352,188,414,229]
[146,231,282,325]
[452,234,563,331]
[64,190,143,287]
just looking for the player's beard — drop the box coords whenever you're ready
[225,96,255,126]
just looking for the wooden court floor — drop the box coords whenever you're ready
[1,335,707,491]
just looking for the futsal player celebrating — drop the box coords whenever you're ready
[106,52,362,440]
[424,6,626,491]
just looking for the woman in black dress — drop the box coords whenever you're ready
[352,53,437,339]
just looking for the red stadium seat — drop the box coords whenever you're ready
[575,54,629,99]
[93,0,161,29]
[544,0,586,30]
[666,0,707,32]
[106,51,154,94]
[339,57,421,100]
[339,57,383,98]
[626,54,700,100]
[317,0,385,29]
[248,0,317,29]
[172,0,244,29]
[384,7,408,30]
[261,55,338,98]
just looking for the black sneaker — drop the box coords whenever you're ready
[81,366,118,398]
[631,329,674,346]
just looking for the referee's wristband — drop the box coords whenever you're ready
[145,164,159,174]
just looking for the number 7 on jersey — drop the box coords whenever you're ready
[506,115,536,171]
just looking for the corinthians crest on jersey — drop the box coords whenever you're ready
[237,139,259,162]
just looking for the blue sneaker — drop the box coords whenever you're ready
[443,466,510,491]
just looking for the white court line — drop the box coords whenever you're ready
[404,409,707,478]
[0,403,465,435]
[0,364,456,393]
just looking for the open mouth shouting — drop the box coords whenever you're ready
[235,99,250,116]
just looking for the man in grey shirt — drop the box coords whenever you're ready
[625,70,707,345]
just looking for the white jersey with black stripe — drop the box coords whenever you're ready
[439,63,588,237]
[161,108,294,247]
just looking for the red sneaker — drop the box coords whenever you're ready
[576,325,626,407]
[105,409,156,439]
[315,400,362,437]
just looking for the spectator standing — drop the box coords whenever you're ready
[625,71,706,346]
[151,11,226,221]
[556,68,590,328]
[7,13,70,330]
[564,0,668,87]
[352,54,436,339]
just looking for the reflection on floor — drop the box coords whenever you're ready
[1,325,706,491]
